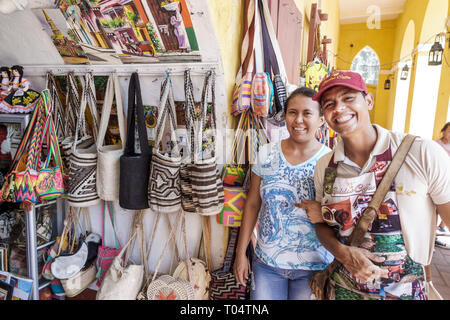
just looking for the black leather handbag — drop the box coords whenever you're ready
[119,72,151,210]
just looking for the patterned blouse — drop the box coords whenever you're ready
[252,141,334,270]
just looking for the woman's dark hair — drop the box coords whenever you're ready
[441,122,450,132]
[284,86,322,115]
[11,65,24,84]
[0,67,11,79]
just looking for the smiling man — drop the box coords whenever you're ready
[298,70,450,300]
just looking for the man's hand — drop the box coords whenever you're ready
[295,198,324,224]
[339,246,389,283]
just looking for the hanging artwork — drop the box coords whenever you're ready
[48,0,200,64]
[33,8,90,64]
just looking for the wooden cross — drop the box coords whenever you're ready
[307,3,332,64]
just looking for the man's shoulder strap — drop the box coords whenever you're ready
[348,134,417,247]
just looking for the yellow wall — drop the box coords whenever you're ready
[206,0,244,127]
[385,0,449,139]
[336,20,397,128]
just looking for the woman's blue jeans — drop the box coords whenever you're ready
[250,256,315,300]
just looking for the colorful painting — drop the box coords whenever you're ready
[51,0,200,63]
[33,8,90,64]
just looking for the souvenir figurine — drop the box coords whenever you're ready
[0,67,12,100]
[0,65,40,113]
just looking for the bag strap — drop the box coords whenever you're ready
[124,73,150,156]
[195,70,217,162]
[154,73,180,156]
[222,227,239,273]
[101,200,121,249]
[184,69,196,162]
[73,73,98,151]
[45,71,66,141]
[65,72,80,138]
[347,135,417,247]
[253,0,263,74]
[260,0,287,80]
[97,73,126,150]
[150,209,182,282]
[201,216,212,272]
[236,0,256,81]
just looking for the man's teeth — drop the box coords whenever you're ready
[335,115,353,123]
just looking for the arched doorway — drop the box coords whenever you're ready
[351,46,380,121]
[408,0,448,139]
[351,46,380,85]
[392,20,415,133]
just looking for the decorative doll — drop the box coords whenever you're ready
[0,67,11,100]
[0,65,40,113]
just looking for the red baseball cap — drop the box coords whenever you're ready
[312,70,368,103]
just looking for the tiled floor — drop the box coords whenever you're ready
[430,245,450,300]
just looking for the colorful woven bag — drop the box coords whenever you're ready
[15,92,47,203]
[35,90,65,201]
[216,186,248,227]
[210,228,251,300]
[231,0,256,116]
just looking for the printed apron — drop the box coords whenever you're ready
[321,146,427,300]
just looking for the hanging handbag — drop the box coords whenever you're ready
[67,72,101,207]
[97,73,126,201]
[210,227,252,300]
[148,73,182,214]
[14,92,47,204]
[231,0,256,116]
[180,70,197,213]
[310,135,418,300]
[35,90,65,201]
[95,200,122,286]
[217,111,251,227]
[119,72,151,210]
[96,211,145,300]
[185,70,224,215]
[250,0,271,117]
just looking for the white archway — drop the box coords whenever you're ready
[392,20,415,133]
[350,46,380,85]
[408,0,448,139]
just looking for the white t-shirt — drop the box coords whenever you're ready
[314,124,450,265]
[252,141,334,270]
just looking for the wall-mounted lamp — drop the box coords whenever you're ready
[384,76,391,90]
[428,34,444,66]
[400,64,409,80]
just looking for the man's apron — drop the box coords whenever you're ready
[321,146,427,300]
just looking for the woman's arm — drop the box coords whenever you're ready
[233,172,262,286]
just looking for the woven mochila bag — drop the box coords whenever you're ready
[189,70,224,215]
[67,73,100,207]
[148,73,182,214]
[96,73,126,201]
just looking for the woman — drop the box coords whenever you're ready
[233,87,334,300]
[0,65,40,113]
[435,122,450,243]
[0,67,11,100]
[435,122,450,156]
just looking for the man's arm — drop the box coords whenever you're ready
[437,202,450,229]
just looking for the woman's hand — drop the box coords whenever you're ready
[233,252,251,287]
[294,198,324,224]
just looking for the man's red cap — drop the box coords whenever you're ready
[312,70,368,103]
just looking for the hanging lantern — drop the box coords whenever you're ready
[400,64,409,80]
[384,77,391,90]
[428,35,444,66]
